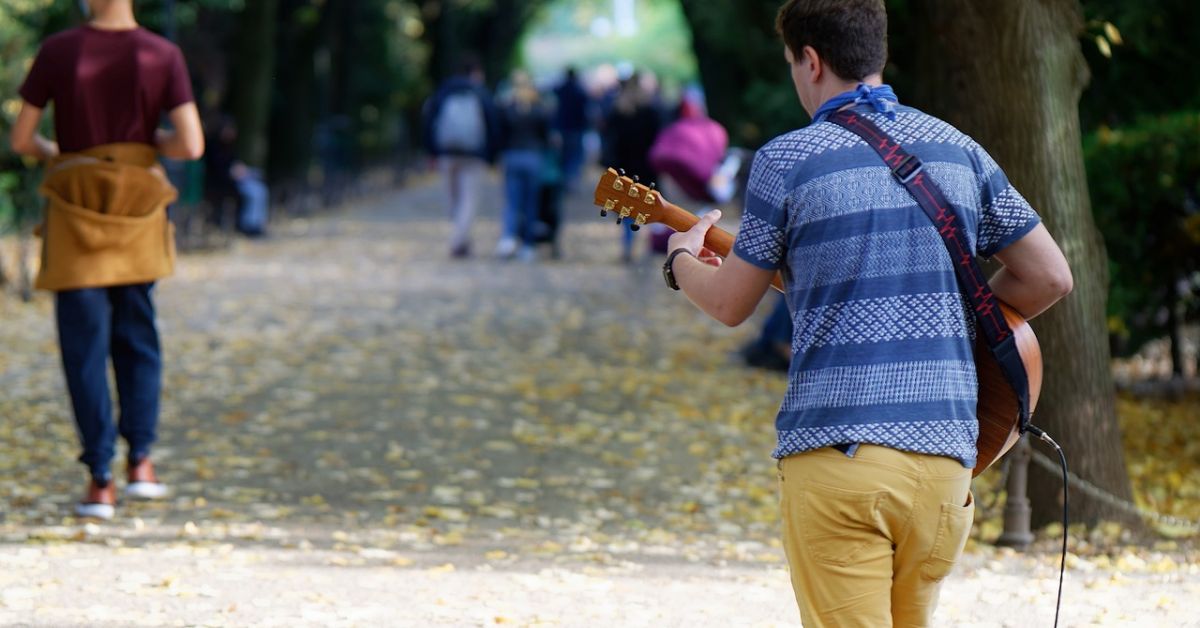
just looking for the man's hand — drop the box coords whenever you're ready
[668,209,722,258]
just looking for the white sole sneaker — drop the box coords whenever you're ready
[75,502,115,520]
[494,237,518,259]
[125,482,169,500]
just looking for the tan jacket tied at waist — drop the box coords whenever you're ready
[35,142,178,292]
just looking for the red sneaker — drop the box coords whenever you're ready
[126,458,169,500]
[75,480,116,520]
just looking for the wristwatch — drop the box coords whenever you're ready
[662,248,694,291]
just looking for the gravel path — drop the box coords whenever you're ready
[1,174,1196,626]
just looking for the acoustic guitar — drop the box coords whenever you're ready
[593,168,1041,476]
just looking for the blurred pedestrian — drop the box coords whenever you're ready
[647,91,745,253]
[649,92,741,208]
[496,72,552,262]
[739,296,792,372]
[205,117,268,237]
[553,66,591,194]
[422,56,499,259]
[9,0,204,519]
[604,73,662,262]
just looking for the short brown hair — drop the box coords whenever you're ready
[776,0,888,81]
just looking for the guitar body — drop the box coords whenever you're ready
[973,303,1042,476]
[592,168,1041,476]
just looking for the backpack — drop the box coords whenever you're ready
[434,90,486,154]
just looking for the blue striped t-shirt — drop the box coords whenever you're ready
[733,104,1041,468]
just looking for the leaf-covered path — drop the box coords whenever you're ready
[1,175,1196,626]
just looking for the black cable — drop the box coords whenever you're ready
[1026,425,1067,628]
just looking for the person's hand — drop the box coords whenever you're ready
[697,247,723,268]
[667,209,723,260]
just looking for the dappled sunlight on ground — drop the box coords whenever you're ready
[1,177,1196,626]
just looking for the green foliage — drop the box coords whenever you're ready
[0,0,56,233]
[675,0,913,146]
[519,0,697,88]
[336,1,430,160]
[1080,0,1200,130]
[677,0,802,146]
[1084,112,1200,353]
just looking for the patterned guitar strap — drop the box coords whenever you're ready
[827,110,1032,431]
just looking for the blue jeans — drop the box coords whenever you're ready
[502,150,543,245]
[758,295,793,348]
[55,283,162,482]
[236,169,270,235]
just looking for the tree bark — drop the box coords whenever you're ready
[1167,277,1184,378]
[912,0,1138,528]
[231,0,280,169]
[677,0,748,135]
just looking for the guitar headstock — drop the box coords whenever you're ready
[592,168,668,231]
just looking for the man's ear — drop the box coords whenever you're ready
[802,45,823,84]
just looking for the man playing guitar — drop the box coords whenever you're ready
[663,1,1073,624]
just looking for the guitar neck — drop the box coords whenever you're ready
[656,199,785,293]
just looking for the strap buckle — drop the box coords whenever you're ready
[891,154,923,184]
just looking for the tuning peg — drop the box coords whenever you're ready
[633,175,640,183]
[618,168,626,176]
[649,182,656,189]
[630,224,641,232]
[616,216,623,225]
[600,209,608,217]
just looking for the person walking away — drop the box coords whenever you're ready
[553,66,591,194]
[604,74,662,262]
[10,0,205,520]
[495,72,552,262]
[422,57,499,259]
[659,0,1074,624]
[647,92,743,253]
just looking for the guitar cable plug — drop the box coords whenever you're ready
[1023,423,1068,628]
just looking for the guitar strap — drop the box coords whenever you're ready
[827,110,1032,431]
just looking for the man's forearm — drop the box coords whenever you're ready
[989,267,1071,320]
[665,210,776,327]
[155,129,195,160]
[674,253,729,322]
[674,254,762,327]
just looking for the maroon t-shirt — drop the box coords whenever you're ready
[19,26,194,153]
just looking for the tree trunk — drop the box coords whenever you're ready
[268,0,321,184]
[420,0,547,87]
[1167,277,1184,378]
[231,0,280,169]
[912,0,1138,528]
[677,0,748,136]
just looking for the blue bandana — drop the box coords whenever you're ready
[811,83,899,124]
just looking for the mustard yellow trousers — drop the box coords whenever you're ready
[778,445,974,627]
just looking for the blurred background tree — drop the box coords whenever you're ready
[1085,114,1200,376]
[521,0,696,90]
